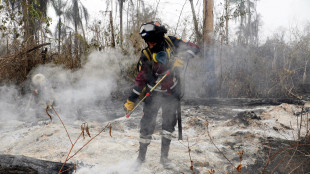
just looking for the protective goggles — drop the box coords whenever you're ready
[139,21,161,37]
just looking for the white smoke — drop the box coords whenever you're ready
[76,160,139,174]
[0,49,136,126]
[0,85,23,121]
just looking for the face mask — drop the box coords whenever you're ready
[150,40,165,53]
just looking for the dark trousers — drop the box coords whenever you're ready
[140,92,178,141]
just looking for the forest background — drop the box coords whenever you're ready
[0,0,310,99]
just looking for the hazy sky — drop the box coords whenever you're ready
[257,0,310,40]
[48,0,310,42]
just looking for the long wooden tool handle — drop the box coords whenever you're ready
[126,72,170,118]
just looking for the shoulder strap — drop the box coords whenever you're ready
[137,48,153,72]
[142,48,152,61]
[138,38,174,72]
[164,36,175,54]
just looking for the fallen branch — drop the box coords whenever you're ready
[13,43,51,59]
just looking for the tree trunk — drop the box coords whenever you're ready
[203,0,215,97]
[119,0,124,48]
[303,59,308,84]
[69,31,73,68]
[58,17,61,53]
[247,0,252,45]
[203,0,213,46]
[73,0,79,67]
[225,0,229,44]
[136,0,140,27]
[238,1,245,45]
[80,23,86,42]
[127,1,129,32]
[110,11,116,47]
[21,0,36,76]
[21,1,31,44]
[6,36,9,54]
[189,0,202,44]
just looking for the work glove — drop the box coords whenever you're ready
[172,58,185,69]
[124,99,135,113]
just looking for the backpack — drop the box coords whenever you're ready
[137,36,175,72]
[136,36,176,99]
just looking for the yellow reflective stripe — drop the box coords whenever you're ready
[164,36,173,48]
[164,36,175,54]
[143,37,174,64]
[143,49,151,61]
[152,53,158,63]
[138,60,142,71]
[146,48,152,60]
[166,48,171,59]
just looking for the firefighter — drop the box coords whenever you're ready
[30,73,55,118]
[124,21,200,169]
[41,48,48,64]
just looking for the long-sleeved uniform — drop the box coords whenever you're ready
[127,35,200,150]
[128,36,200,103]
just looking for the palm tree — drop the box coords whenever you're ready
[65,0,89,40]
[230,0,257,45]
[65,0,89,67]
[51,0,67,52]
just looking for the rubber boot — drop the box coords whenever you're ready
[132,142,149,171]
[160,137,175,169]
[137,142,148,163]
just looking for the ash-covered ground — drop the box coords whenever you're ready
[0,99,309,174]
[0,51,309,173]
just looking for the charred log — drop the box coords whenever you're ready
[0,154,74,174]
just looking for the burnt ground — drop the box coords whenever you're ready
[0,97,310,174]
[251,137,310,174]
[182,98,310,174]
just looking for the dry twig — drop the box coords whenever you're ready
[52,104,112,174]
[46,106,52,121]
[51,105,73,145]
[206,122,238,171]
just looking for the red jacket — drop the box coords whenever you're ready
[128,36,200,102]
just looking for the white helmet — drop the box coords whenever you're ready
[32,73,46,87]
